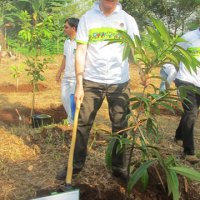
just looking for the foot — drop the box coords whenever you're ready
[56,167,82,180]
[183,154,200,164]
[174,138,183,147]
[112,169,128,183]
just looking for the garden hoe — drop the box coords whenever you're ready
[32,100,81,200]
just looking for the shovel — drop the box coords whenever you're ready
[32,99,81,200]
[66,98,81,187]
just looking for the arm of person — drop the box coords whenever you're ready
[75,43,87,104]
[56,56,66,82]
[164,64,177,90]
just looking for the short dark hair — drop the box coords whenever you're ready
[65,18,79,31]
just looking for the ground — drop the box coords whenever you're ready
[1,55,200,200]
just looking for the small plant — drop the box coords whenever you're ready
[10,65,24,91]
[106,18,200,200]
[18,10,54,116]
[25,57,48,116]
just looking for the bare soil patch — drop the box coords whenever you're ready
[0,83,48,93]
[0,104,66,126]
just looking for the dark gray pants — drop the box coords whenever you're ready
[73,79,130,172]
[175,79,200,155]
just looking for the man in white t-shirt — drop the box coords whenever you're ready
[66,0,140,181]
[56,18,79,126]
[174,28,200,164]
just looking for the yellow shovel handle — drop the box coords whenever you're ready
[66,100,81,185]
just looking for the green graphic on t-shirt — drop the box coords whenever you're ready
[188,47,200,58]
[89,27,125,42]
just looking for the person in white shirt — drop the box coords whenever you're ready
[174,28,200,164]
[160,63,177,91]
[57,0,140,181]
[56,18,79,127]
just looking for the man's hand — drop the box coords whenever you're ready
[56,56,66,83]
[75,84,84,105]
[55,71,61,82]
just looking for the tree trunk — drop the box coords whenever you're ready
[0,27,6,50]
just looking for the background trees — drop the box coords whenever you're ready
[0,0,95,53]
[121,0,200,35]
[1,0,200,52]
[0,0,16,50]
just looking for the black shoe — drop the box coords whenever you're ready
[174,138,183,147]
[112,169,128,183]
[183,154,200,164]
[56,167,82,180]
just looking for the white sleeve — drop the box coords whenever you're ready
[126,14,140,39]
[76,15,88,44]
[64,40,68,56]
[178,40,190,50]
[178,32,194,50]
[164,64,177,84]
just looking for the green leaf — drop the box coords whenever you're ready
[170,166,200,181]
[164,155,176,166]
[106,39,123,45]
[146,26,164,48]
[129,97,139,102]
[123,43,131,61]
[157,102,175,114]
[151,18,171,45]
[140,169,149,191]
[176,46,200,73]
[105,138,117,170]
[149,42,159,55]
[127,160,155,193]
[166,170,180,200]
[118,30,135,49]
[39,75,45,81]
[131,102,140,110]
[164,53,179,66]
[146,117,159,135]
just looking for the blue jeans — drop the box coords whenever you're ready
[175,79,200,155]
[61,78,76,124]
[73,80,130,172]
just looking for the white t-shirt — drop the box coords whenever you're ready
[63,39,76,81]
[76,2,140,84]
[176,29,200,87]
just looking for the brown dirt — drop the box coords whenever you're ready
[1,55,200,200]
[0,83,48,93]
[0,105,66,126]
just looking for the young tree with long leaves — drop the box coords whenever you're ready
[106,18,200,200]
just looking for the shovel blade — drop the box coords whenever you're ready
[32,189,79,200]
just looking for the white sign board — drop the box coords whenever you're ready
[32,190,79,200]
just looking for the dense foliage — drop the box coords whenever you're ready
[1,0,200,52]
[121,0,200,35]
[0,0,94,54]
